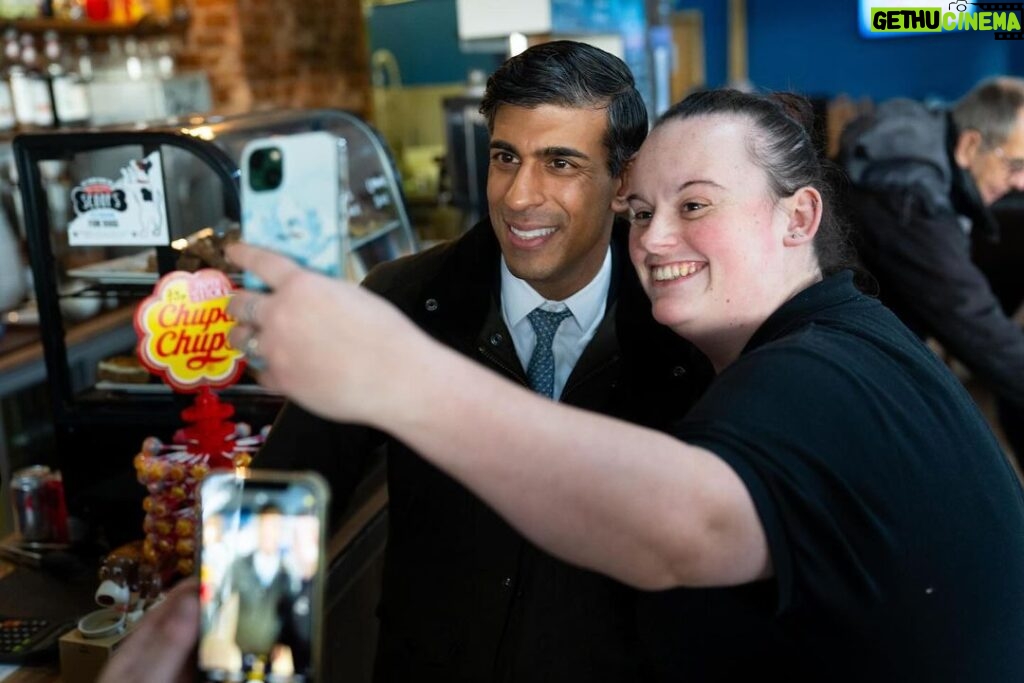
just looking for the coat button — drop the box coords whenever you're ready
[425,298,439,312]
[672,366,687,377]
[489,332,503,346]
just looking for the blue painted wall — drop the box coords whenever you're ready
[747,0,1013,102]
[371,0,1021,102]
[367,0,503,86]
[674,0,1017,102]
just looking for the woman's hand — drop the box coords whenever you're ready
[98,578,199,683]
[225,243,428,427]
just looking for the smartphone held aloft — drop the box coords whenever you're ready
[239,131,349,290]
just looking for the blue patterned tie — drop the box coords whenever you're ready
[526,307,573,398]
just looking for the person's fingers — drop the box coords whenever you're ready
[227,321,256,353]
[98,579,199,683]
[226,243,302,289]
[227,290,263,327]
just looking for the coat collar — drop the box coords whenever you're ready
[946,112,1001,243]
[415,217,629,341]
[408,216,710,395]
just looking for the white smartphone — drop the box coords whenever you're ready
[197,469,330,683]
[240,131,348,289]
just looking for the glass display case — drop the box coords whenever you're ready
[11,109,417,544]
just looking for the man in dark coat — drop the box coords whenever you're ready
[228,504,292,662]
[839,77,1024,466]
[257,40,711,682]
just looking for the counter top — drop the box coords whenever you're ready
[0,549,100,683]
[1,664,60,682]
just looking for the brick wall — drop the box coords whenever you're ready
[176,0,371,117]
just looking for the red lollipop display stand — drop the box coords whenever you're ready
[131,269,263,579]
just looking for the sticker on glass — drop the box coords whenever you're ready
[68,150,169,247]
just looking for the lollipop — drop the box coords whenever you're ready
[133,390,269,582]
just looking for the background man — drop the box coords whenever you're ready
[840,77,1024,466]
[256,40,710,681]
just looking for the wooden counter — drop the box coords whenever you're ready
[3,664,61,682]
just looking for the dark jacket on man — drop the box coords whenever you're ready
[839,98,1024,416]
[257,217,712,682]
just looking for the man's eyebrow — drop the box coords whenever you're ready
[488,140,590,162]
[541,146,589,161]
[490,140,516,153]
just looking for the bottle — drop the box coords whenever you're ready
[91,35,123,85]
[0,205,26,311]
[84,0,111,22]
[149,0,170,20]
[0,29,17,132]
[52,0,85,20]
[0,0,37,19]
[7,31,34,129]
[75,36,94,82]
[45,32,91,126]
[154,37,174,79]
[20,33,55,128]
[123,36,142,80]
[111,0,142,25]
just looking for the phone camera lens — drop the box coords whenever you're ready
[248,147,284,192]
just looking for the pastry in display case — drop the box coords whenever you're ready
[12,108,418,546]
[96,354,149,384]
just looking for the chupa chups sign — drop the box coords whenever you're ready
[135,269,245,392]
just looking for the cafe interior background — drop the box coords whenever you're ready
[0,0,1021,678]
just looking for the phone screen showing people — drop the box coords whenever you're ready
[198,471,328,683]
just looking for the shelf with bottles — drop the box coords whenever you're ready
[0,0,185,34]
[0,13,188,37]
[0,23,189,137]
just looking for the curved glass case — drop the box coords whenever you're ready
[10,109,418,538]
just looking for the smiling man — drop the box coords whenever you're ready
[256,40,711,682]
[840,77,1024,468]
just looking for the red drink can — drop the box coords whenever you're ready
[10,465,69,545]
[84,0,112,21]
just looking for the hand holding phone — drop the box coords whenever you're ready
[97,579,200,683]
[197,470,329,683]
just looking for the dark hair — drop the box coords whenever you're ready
[656,89,855,275]
[479,40,648,177]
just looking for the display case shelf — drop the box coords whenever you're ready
[350,218,402,250]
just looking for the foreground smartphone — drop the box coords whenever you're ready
[197,470,329,683]
[239,131,348,290]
